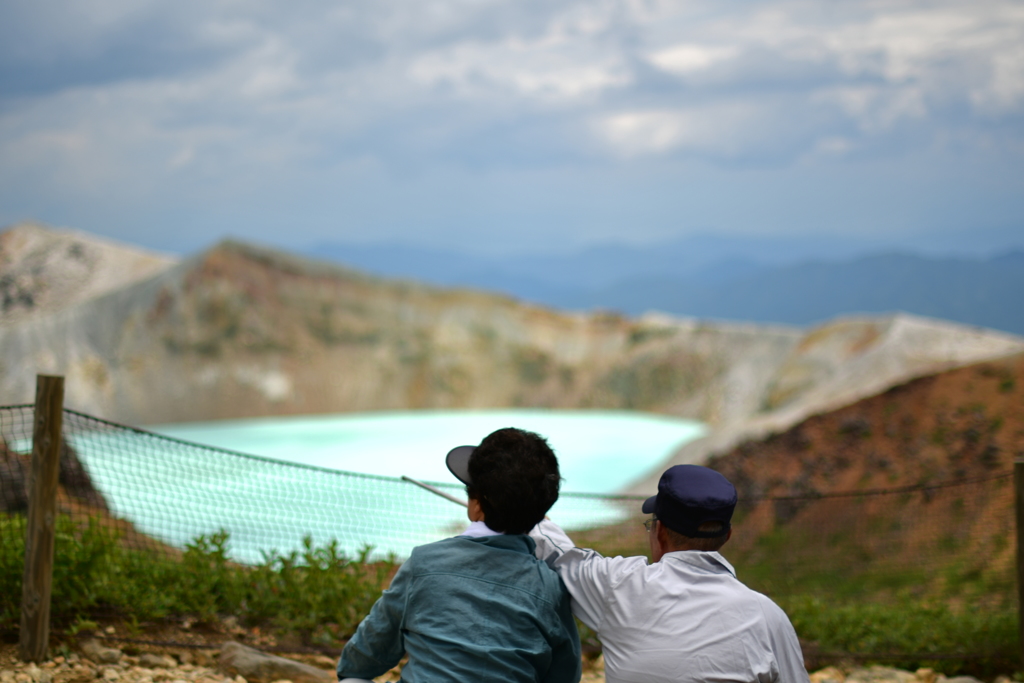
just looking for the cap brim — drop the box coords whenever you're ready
[446,445,475,485]
[641,495,657,514]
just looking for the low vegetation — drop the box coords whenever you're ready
[2,514,1018,678]
[781,596,1018,677]
[0,515,395,647]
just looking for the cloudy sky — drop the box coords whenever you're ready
[1,0,1022,258]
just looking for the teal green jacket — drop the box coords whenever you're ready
[337,533,581,683]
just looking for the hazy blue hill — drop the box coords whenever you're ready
[305,233,866,291]
[307,239,1024,335]
[597,251,1024,334]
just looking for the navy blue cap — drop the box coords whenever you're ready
[641,465,737,538]
[446,445,475,485]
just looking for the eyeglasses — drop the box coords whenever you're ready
[643,517,657,532]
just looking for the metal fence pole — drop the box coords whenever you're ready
[18,375,65,663]
[1016,459,1024,671]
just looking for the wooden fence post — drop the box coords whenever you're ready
[18,375,65,663]
[1016,459,1024,671]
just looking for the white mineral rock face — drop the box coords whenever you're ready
[0,223,177,326]
[625,312,1024,493]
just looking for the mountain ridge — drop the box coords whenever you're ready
[2,224,1023,493]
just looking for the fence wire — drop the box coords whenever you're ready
[1,404,1016,606]
[733,472,1016,604]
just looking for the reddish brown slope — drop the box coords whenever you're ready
[709,353,1022,497]
[706,353,1024,602]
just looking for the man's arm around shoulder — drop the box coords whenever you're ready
[530,519,648,632]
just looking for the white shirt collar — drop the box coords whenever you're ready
[664,549,737,577]
[459,520,505,538]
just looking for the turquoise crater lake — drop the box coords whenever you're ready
[148,409,706,495]
[46,409,709,561]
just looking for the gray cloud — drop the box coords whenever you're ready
[0,0,1021,254]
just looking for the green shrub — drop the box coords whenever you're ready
[2,516,126,626]
[0,515,28,626]
[0,514,395,647]
[244,537,395,643]
[781,595,1018,677]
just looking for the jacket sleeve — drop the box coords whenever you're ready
[336,561,411,680]
[542,582,583,683]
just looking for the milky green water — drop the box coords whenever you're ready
[149,409,705,495]
[47,410,705,562]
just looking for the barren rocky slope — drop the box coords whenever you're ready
[0,223,176,325]
[625,313,1024,493]
[1,225,1022,491]
[710,352,1024,498]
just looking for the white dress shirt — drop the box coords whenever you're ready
[530,518,810,683]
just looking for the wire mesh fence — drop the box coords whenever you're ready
[0,405,643,564]
[1,403,1017,608]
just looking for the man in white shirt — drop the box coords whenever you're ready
[531,464,810,683]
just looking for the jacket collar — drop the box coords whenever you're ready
[465,532,537,555]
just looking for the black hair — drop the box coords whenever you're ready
[465,427,561,535]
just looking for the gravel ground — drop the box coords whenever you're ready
[2,643,1016,683]
[0,645,607,683]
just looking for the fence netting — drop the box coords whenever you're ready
[0,406,639,564]
[1,404,1016,607]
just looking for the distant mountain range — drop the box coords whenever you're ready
[306,241,1024,335]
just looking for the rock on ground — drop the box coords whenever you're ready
[217,643,332,683]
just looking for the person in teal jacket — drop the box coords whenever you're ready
[336,427,582,683]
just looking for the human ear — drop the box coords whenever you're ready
[467,498,485,523]
[649,520,667,563]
